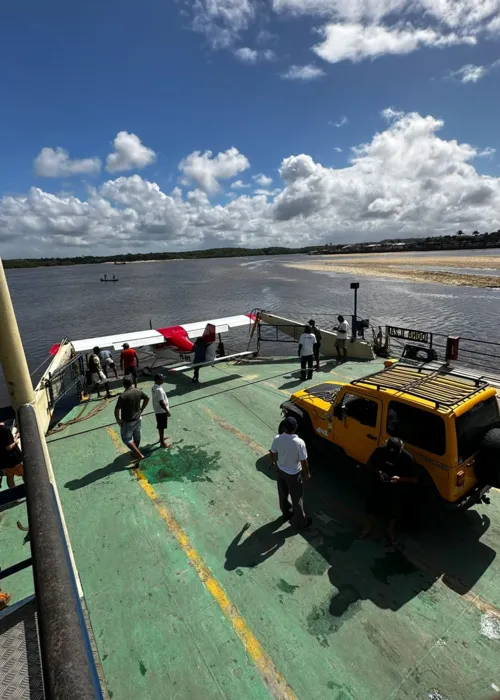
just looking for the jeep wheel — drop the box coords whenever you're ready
[476,428,500,488]
[278,416,314,450]
[409,466,445,523]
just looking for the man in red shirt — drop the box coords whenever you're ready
[120,343,139,387]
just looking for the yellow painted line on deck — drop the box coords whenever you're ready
[202,407,269,456]
[105,426,297,700]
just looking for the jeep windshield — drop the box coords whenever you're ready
[456,396,500,462]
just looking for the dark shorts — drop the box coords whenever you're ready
[125,365,138,379]
[365,483,406,520]
[156,413,168,430]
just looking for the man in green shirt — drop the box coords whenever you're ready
[114,376,149,461]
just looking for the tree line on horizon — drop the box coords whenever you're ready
[3,229,500,269]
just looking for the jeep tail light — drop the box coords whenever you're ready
[456,470,465,487]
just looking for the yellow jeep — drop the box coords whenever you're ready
[280,364,500,511]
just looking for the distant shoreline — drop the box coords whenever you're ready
[285,253,500,288]
[3,235,500,270]
[103,259,185,264]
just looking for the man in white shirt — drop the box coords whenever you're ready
[151,374,171,448]
[270,416,312,529]
[298,324,317,381]
[334,315,350,362]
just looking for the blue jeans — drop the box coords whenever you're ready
[121,418,141,447]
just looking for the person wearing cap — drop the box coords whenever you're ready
[308,319,322,372]
[270,416,312,529]
[359,437,418,545]
[120,342,139,387]
[88,346,112,399]
[152,374,171,448]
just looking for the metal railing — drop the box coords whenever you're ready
[1,404,103,699]
[380,324,500,377]
[43,353,86,410]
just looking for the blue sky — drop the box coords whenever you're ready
[1,0,500,256]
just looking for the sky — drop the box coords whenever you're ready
[1,0,500,258]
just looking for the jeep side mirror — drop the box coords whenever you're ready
[333,405,343,419]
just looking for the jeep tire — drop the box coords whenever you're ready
[476,428,500,488]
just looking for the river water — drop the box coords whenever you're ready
[2,250,500,405]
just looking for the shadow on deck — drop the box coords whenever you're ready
[224,451,496,644]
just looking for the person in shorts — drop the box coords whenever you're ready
[359,437,418,546]
[99,347,118,379]
[0,422,24,490]
[334,315,350,362]
[120,343,139,387]
[151,374,171,448]
[88,347,112,399]
[114,376,149,461]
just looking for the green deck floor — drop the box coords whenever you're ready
[2,357,500,699]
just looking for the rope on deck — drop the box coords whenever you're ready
[47,397,113,435]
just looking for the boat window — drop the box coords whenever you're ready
[342,393,378,427]
[386,400,446,455]
[456,397,500,462]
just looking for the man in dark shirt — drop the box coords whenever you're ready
[308,319,322,371]
[0,422,24,489]
[114,376,149,461]
[359,437,418,545]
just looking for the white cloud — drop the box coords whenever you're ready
[418,0,500,34]
[178,147,250,194]
[331,116,348,127]
[3,110,500,257]
[479,147,496,158]
[34,147,101,177]
[106,132,156,173]
[448,63,487,82]
[382,106,405,120]
[447,59,500,83]
[334,147,342,152]
[272,0,408,22]
[234,47,275,63]
[231,179,251,188]
[182,0,500,65]
[281,64,325,80]
[313,22,475,64]
[253,173,273,187]
[273,0,500,34]
[190,0,256,48]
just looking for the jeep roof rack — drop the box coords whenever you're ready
[351,364,489,408]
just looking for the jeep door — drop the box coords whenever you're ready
[332,390,382,464]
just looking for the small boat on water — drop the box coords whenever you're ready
[100,274,119,282]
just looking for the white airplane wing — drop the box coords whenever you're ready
[57,313,256,355]
[72,330,165,353]
[182,314,254,339]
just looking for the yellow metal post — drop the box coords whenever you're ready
[0,257,35,408]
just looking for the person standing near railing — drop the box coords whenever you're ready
[298,324,316,381]
[334,315,349,362]
[0,421,24,489]
[308,318,322,371]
